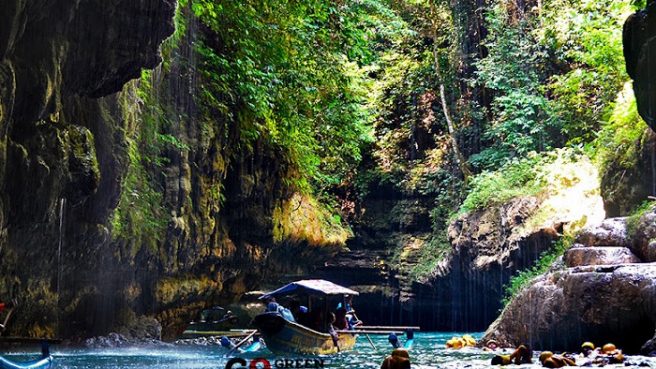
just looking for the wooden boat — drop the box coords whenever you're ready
[0,354,52,369]
[0,339,57,369]
[252,279,360,355]
[179,306,239,339]
[253,312,356,355]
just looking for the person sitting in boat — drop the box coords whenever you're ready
[380,348,411,369]
[336,295,353,312]
[265,298,296,323]
[334,307,349,330]
[388,333,401,349]
[295,305,310,327]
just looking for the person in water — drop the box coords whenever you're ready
[491,344,533,365]
[597,343,624,364]
[538,351,576,368]
[388,333,401,349]
[484,340,499,351]
[380,348,411,369]
[446,335,476,349]
[580,342,595,357]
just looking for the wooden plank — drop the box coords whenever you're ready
[337,330,406,335]
[227,330,258,356]
[181,330,254,338]
[357,326,420,331]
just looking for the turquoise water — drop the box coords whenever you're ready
[2,333,655,368]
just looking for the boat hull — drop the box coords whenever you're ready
[253,313,356,355]
[0,355,52,369]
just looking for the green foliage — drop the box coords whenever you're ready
[626,200,656,237]
[473,3,560,169]
[187,0,381,195]
[460,154,547,212]
[596,84,648,175]
[542,0,633,144]
[502,235,573,306]
[111,71,192,248]
[411,166,465,280]
[472,0,634,170]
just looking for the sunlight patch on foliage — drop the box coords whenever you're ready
[273,193,352,247]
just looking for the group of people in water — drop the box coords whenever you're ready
[487,341,626,368]
[377,338,627,369]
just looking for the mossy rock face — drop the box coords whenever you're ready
[65,125,101,199]
[600,129,656,217]
[0,0,176,339]
[624,2,656,129]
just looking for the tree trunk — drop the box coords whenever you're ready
[430,3,473,180]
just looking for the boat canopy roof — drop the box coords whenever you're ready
[260,279,359,299]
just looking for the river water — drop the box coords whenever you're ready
[3,332,655,369]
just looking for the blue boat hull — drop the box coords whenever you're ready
[0,355,52,369]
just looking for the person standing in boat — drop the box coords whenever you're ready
[337,295,362,328]
[327,312,340,352]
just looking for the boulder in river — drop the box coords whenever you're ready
[483,263,656,354]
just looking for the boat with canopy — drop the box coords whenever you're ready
[252,279,360,355]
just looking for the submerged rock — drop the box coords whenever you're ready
[84,332,173,348]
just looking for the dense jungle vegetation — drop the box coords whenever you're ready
[116,0,649,291]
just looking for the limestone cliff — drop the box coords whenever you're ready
[0,1,342,339]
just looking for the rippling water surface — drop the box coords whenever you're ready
[3,333,655,368]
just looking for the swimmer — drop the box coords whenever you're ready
[580,342,595,357]
[446,335,476,349]
[491,344,532,365]
[380,348,411,369]
[388,333,401,349]
[598,343,624,364]
[484,339,499,351]
[462,335,477,347]
[446,337,464,349]
[539,351,576,368]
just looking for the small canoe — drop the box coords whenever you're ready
[0,355,52,369]
[253,312,356,355]
[179,307,239,339]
